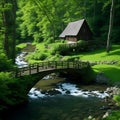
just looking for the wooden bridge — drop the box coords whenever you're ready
[15,61,90,77]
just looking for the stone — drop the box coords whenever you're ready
[102,112,109,119]
[106,86,120,96]
[96,72,109,84]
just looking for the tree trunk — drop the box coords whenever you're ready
[2,0,17,62]
[106,0,115,53]
[2,2,9,57]
[11,0,17,62]
[93,0,97,21]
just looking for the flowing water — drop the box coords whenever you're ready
[3,53,113,120]
[4,76,112,120]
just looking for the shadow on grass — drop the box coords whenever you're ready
[93,64,120,82]
[107,49,120,56]
[100,45,120,57]
[77,48,106,57]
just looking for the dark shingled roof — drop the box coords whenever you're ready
[59,19,85,38]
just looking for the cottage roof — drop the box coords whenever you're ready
[59,19,85,38]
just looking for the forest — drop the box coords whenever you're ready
[0,0,120,62]
[0,0,120,119]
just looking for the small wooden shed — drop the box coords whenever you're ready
[59,19,92,43]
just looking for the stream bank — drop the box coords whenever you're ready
[2,72,119,120]
[1,52,117,120]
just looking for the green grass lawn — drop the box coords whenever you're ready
[16,43,27,49]
[18,42,120,65]
[92,64,120,83]
[79,45,120,64]
[78,45,120,83]
[17,42,120,83]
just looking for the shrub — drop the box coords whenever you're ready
[0,52,13,72]
[0,72,32,112]
[39,53,47,60]
[26,50,48,61]
[47,54,62,61]
[0,72,14,111]
[75,40,88,52]
[33,52,47,60]
[52,43,73,55]
[52,40,89,55]
[113,95,120,106]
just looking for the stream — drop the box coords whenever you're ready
[3,53,115,120]
[5,77,113,120]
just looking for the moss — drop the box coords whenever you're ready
[103,110,120,120]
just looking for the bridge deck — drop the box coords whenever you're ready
[15,61,90,77]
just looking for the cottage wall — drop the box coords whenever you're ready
[77,21,92,41]
[59,19,92,42]
[66,36,77,43]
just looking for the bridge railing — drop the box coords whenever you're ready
[15,61,90,77]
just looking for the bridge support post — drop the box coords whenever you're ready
[55,61,57,69]
[15,68,18,77]
[37,64,39,72]
[67,61,69,68]
[29,65,31,75]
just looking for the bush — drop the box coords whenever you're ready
[0,72,33,112]
[52,40,89,55]
[51,43,72,55]
[0,72,15,111]
[75,40,88,52]
[47,54,62,61]
[28,52,48,61]
[38,53,47,60]
[103,110,120,120]
[113,95,120,106]
[0,52,13,72]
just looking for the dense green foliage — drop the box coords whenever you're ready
[113,95,120,106]
[16,0,120,44]
[52,40,88,55]
[0,44,13,71]
[24,42,120,65]
[103,110,120,120]
[0,0,120,119]
[0,72,23,112]
[0,72,36,113]
[0,0,17,60]
[0,51,12,72]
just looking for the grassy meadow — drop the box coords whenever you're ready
[16,42,120,83]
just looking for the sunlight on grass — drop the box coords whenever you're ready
[92,64,120,83]
[80,45,120,63]
[26,43,120,68]
[16,43,27,49]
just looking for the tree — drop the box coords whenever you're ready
[0,0,17,61]
[106,0,115,53]
[16,0,119,45]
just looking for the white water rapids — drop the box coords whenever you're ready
[16,52,110,99]
[28,82,109,99]
[15,52,28,68]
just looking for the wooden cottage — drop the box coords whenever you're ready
[59,19,92,43]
